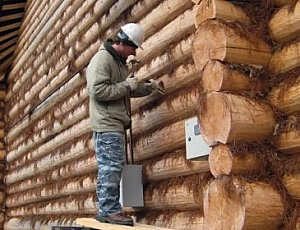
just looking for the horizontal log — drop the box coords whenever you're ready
[6,152,96,195]
[202,60,262,92]
[269,41,300,75]
[192,20,272,71]
[268,75,300,115]
[195,0,250,27]
[6,193,96,216]
[137,6,196,65]
[138,210,207,230]
[9,98,88,168]
[4,218,74,230]
[144,175,211,212]
[208,144,267,178]
[269,1,300,42]
[6,175,96,207]
[204,175,285,230]
[132,60,200,113]
[8,0,71,82]
[6,133,91,184]
[132,87,198,137]
[65,0,134,47]
[134,120,186,162]
[7,116,90,167]
[282,173,300,200]
[198,92,276,146]
[74,0,173,66]
[140,0,194,38]
[6,72,86,144]
[275,126,300,154]
[143,149,209,182]
[133,35,193,86]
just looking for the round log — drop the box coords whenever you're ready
[138,210,207,230]
[144,149,209,182]
[132,87,199,137]
[269,41,300,75]
[192,20,271,71]
[202,60,262,92]
[208,144,266,178]
[282,173,300,200]
[195,0,250,28]
[268,75,300,115]
[198,92,276,146]
[134,119,186,162]
[204,175,285,230]
[269,1,300,42]
[275,128,300,155]
[281,155,300,199]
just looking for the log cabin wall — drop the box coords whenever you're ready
[192,0,300,229]
[0,89,6,228]
[2,0,300,230]
[3,0,209,229]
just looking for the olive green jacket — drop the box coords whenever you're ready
[86,40,151,133]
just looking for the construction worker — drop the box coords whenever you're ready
[86,23,159,226]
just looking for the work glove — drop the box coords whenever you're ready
[145,79,159,91]
[126,73,138,91]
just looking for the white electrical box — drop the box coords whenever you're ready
[120,164,144,207]
[185,116,211,160]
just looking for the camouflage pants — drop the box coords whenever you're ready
[93,131,126,216]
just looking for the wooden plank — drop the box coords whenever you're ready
[0,30,18,43]
[76,218,174,230]
[0,13,24,22]
[2,3,26,10]
[0,22,22,32]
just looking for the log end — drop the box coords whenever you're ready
[192,20,226,71]
[202,60,224,92]
[198,92,231,146]
[204,175,245,230]
[208,144,233,178]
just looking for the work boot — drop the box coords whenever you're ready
[95,213,134,226]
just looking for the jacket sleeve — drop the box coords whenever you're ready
[86,51,130,101]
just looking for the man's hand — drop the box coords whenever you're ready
[145,79,159,91]
[126,73,138,91]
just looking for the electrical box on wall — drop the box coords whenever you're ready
[185,116,211,160]
[120,164,144,207]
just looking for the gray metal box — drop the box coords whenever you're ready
[185,116,211,160]
[120,164,144,207]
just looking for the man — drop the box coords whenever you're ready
[86,23,159,226]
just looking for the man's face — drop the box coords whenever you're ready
[120,43,138,58]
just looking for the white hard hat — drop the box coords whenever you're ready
[118,23,144,49]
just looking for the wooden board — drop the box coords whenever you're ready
[76,218,174,230]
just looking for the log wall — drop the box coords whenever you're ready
[0,88,6,229]
[3,0,210,229]
[192,0,300,229]
[3,0,300,229]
